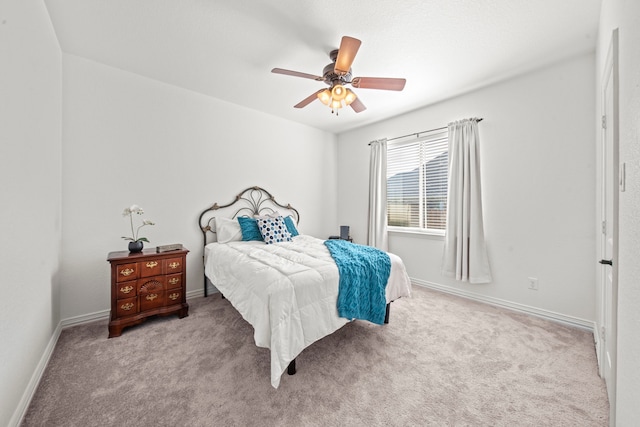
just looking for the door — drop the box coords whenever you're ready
[599,28,618,426]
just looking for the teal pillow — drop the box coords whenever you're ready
[283,216,299,236]
[237,216,263,241]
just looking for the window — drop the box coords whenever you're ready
[387,129,448,233]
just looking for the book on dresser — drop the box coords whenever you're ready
[107,247,189,337]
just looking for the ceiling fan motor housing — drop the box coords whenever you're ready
[325,48,353,87]
[323,64,352,87]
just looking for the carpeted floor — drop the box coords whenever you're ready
[22,286,609,426]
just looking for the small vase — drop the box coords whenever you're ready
[128,241,144,253]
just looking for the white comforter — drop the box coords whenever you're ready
[204,235,412,388]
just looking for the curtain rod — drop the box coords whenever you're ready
[370,118,483,145]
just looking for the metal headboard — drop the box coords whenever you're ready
[198,186,300,296]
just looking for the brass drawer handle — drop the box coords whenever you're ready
[120,268,134,277]
[146,294,158,301]
[168,262,180,269]
[168,292,180,301]
[168,277,180,285]
[145,261,158,268]
[120,302,134,311]
[120,285,134,294]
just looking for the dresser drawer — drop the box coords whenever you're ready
[140,290,165,311]
[164,257,183,273]
[140,259,162,277]
[138,276,164,312]
[166,273,182,290]
[116,297,138,317]
[116,281,137,298]
[116,263,138,282]
[166,289,183,305]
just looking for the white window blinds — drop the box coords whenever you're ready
[387,130,449,231]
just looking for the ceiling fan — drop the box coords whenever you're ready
[271,36,406,115]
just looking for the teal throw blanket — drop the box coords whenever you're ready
[324,239,391,325]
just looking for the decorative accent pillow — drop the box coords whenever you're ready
[259,211,299,237]
[237,216,263,241]
[283,216,299,236]
[257,216,292,244]
[215,217,243,243]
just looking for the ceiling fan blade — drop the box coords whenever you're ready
[334,36,361,75]
[294,90,323,108]
[349,97,367,113]
[351,77,406,91]
[272,68,324,81]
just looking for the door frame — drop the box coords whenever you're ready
[598,27,619,426]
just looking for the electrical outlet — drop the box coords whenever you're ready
[528,277,539,290]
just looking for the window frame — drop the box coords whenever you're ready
[386,129,449,237]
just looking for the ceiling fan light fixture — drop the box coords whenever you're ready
[344,89,357,105]
[331,84,347,101]
[331,99,343,110]
[317,89,331,105]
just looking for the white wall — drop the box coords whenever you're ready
[337,53,596,325]
[0,1,62,425]
[598,0,640,423]
[59,54,338,320]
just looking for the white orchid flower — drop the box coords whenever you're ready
[121,204,155,243]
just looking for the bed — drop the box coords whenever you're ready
[198,186,412,388]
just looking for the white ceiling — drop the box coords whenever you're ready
[43,0,601,134]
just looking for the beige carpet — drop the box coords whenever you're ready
[22,286,608,426]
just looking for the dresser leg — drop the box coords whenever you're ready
[178,303,189,318]
[108,324,123,338]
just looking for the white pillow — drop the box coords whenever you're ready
[254,211,280,219]
[255,211,300,236]
[215,217,242,243]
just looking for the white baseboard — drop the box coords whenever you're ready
[60,309,110,329]
[9,322,62,427]
[58,289,219,330]
[186,288,208,299]
[187,283,219,299]
[60,290,216,330]
[12,290,214,426]
[593,324,604,377]
[412,278,595,332]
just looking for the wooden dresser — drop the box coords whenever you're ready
[107,248,189,337]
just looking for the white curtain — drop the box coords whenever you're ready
[368,138,388,251]
[441,119,492,283]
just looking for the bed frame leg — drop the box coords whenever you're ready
[384,303,390,324]
[287,359,296,375]
[204,275,208,297]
